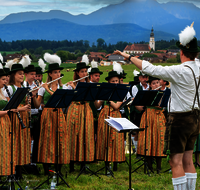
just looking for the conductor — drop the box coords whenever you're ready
[114,22,200,190]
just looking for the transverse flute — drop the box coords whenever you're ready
[29,75,64,92]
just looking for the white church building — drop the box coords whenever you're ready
[123,27,155,54]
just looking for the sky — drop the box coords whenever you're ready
[0,0,198,20]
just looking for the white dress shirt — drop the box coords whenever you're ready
[142,60,200,112]
[127,83,149,99]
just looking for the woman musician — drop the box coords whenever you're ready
[0,66,18,177]
[137,76,166,174]
[33,53,70,176]
[4,61,31,180]
[65,60,95,173]
[95,71,125,171]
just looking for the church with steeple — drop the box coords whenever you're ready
[123,27,155,54]
[149,26,155,51]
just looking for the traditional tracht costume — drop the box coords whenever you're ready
[37,53,70,165]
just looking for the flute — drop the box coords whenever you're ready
[64,75,89,86]
[29,75,64,93]
[4,85,26,129]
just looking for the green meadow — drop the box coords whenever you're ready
[33,62,180,84]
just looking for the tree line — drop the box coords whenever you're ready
[1,38,199,62]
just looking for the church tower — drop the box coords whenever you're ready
[149,26,155,51]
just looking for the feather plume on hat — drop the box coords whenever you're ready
[81,54,89,65]
[133,69,139,77]
[91,59,98,68]
[0,53,3,63]
[87,67,91,73]
[179,22,196,46]
[0,63,3,69]
[19,55,31,68]
[113,61,123,74]
[5,58,20,70]
[38,58,46,72]
[44,53,61,65]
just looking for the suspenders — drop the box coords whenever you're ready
[184,65,200,111]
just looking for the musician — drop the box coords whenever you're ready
[89,66,103,144]
[127,71,149,154]
[95,71,125,171]
[137,76,166,173]
[4,62,31,180]
[3,67,10,86]
[159,79,169,91]
[66,61,95,173]
[114,23,200,190]
[0,67,17,176]
[33,53,70,176]
[35,67,43,85]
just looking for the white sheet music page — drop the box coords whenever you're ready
[105,117,139,132]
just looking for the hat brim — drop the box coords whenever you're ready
[9,68,25,75]
[73,66,90,72]
[89,71,103,75]
[105,75,121,81]
[45,67,64,73]
[25,69,36,73]
[176,41,200,52]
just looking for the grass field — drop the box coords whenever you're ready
[1,154,200,190]
[3,62,199,190]
[34,62,180,84]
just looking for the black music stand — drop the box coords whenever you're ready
[131,90,169,176]
[73,82,101,180]
[105,117,143,190]
[92,83,130,178]
[33,89,77,189]
[1,88,29,190]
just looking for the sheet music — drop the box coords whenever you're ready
[105,117,139,132]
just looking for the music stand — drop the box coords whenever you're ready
[131,90,169,176]
[33,89,76,189]
[1,88,29,190]
[93,83,130,178]
[73,82,101,180]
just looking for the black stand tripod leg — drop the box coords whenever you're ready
[76,102,100,180]
[33,175,53,190]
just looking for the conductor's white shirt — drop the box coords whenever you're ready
[142,60,200,112]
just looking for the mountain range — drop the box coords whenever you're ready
[0,0,200,43]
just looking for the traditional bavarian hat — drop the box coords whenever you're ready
[176,22,200,52]
[74,54,90,72]
[44,53,63,73]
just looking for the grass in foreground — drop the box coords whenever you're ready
[1,154,199,190]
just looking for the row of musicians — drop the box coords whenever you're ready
[0,61,169,178]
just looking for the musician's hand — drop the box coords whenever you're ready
[113,50,130,61]
[10,109,18,113]
[41,104,45,110]
[42,83,49,90]
[67,81,75,89]
[31,87,38,96]
[19,104,31,112]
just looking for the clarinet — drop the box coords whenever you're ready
[4,84,26,129]
[27,81,32,129]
